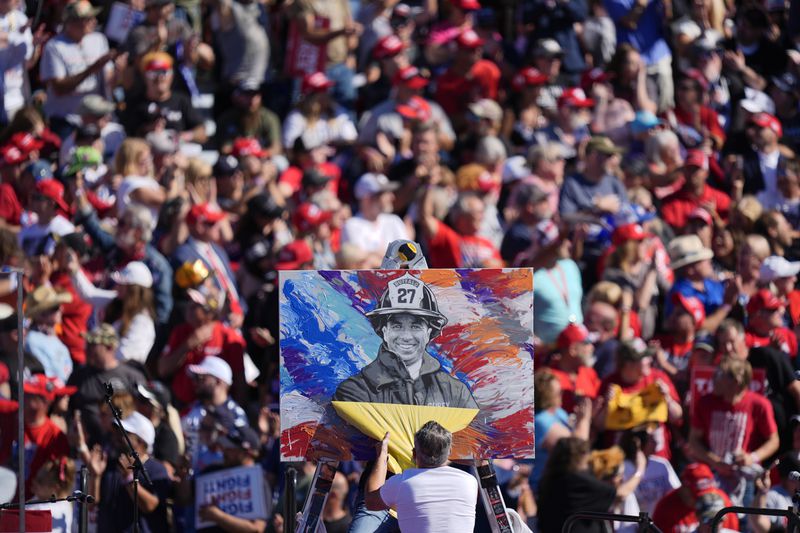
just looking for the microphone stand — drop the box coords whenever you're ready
[0,490,96,509]
[104,383,152,533]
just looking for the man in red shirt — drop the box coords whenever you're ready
[548,322,601,414]
[596,340,683,459]
[661,150,731,231]
[0,375,73,498]
[744,289,798,359]
[157,285,246,407]
[434,29,500,118]
[688,357,779,505]
[419,182,503,268]
[652,463,739,533]
[0,134,42,228]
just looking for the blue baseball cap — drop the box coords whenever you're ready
[25,161,53,182]
[629,111,663,135]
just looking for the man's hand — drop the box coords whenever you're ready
[198,502,223,522]
[378,431,390,458]
[593,194,621,214]
[187,323,215,350]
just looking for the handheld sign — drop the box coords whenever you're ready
[195,465,267,529]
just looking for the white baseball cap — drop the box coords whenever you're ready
[760,255,800,282]
[740,88,776,115]
[120,411,155,453]
[188,355,233,385]
[111,261,153,288]
[354,173,400,200]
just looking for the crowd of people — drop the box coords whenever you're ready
[0,0,799,529]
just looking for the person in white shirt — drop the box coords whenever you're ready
[0,0,34,125]
[341,173,410,266]
[66,255,156,365]
[365,421,478,533]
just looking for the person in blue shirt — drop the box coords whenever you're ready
[603,0,673,111]
[666,235,738,333]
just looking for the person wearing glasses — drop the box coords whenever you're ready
[121,52,207,144]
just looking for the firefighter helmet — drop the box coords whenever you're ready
[366,273,448,335]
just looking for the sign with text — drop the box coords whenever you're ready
[194,465,267,529]
[689,366,767,416]
[284,17,329,78]
[105,2,144,44]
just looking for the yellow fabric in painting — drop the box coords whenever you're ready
[331,401,479,473]
[604,383,668,430]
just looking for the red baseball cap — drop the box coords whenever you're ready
[232,137,268,159]
[396,96,432,121]
[672,293,706,327]
[143,52,173,72]
[35,179,69,213]
[558,88,594,108]
[293,202,332,233]
[557,323,590,351]
[751,112,783,137]
[611,223,651,246]
[684,149,709,170]
[11,132,44,153]
[451,0,481,10]
[681,463,717,496]
[580,68,612,91]
[512,67,548,91]
[301,71,335,94]
[186,203,225,226]
[373,34,406,60]
[23,374,77,402]
[392,65,429,89]
[747,288,785,315]
[276,240,314,270]
[0,145,25,166]
[456,29,484,49]
[688,207,713,226]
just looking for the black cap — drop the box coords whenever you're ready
[218,425,260,451]
[616,339,653,363]
[247,193,284,219]
[57,232,91,258]
[302,168,331,188]
[214,154,240,177]
[778,450,800,478]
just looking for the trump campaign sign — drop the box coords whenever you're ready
[195,465,268,528]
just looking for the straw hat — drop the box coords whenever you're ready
[25,286,72,318]
[668,235,714,270]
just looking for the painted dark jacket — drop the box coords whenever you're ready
[333,346,479,409]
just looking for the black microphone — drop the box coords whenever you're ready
[69,490,95,504]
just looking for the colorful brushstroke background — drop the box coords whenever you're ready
[279,268,535,462]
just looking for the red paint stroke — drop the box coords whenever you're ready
[460,268,533,300]
[281,422,317,458]
[436,320,521,379]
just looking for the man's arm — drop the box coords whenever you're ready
[365,432,391,511]
[45,49,117,96]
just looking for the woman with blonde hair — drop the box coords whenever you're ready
[114,138,165,223]
[66,253,156,365]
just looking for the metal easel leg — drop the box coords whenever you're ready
[295,461,340,533]
[474,461,514,533]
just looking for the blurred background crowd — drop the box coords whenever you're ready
[1,0,800,530]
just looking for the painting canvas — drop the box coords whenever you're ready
[279,268,534,464]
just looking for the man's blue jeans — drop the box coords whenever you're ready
[348,496,398,533]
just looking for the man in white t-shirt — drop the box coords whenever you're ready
[341,172,409,266]
[365,421,478,533]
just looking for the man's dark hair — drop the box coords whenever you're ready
[414,421,452,468]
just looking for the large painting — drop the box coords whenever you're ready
[280,269,534,466]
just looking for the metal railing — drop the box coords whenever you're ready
[563,511,662,533]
